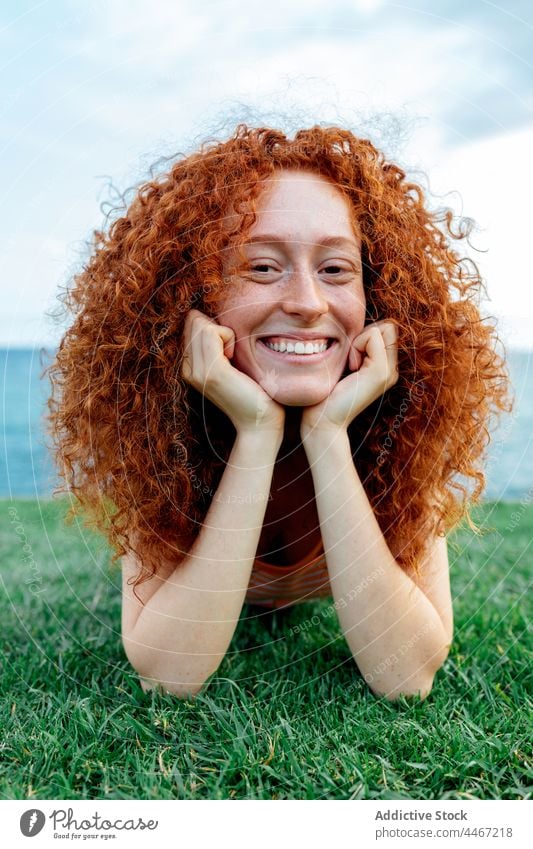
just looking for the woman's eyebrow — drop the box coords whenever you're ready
[241,234,360,251]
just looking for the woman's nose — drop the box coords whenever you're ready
[279,269,329,319]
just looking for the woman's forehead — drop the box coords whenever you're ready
[222,169,362,249]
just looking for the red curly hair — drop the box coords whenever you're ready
[46,123,511,593]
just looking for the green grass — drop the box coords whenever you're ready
[1,498,531,800]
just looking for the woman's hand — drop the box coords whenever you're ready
[180,309,285,437]
[301,321,399,438]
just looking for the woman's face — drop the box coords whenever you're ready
[217,169,366,406]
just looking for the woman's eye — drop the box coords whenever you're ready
[251,264,274,273]
[322,265,348,275]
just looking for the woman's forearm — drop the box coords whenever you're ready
[303,427,450,700]
[126,429,282,697]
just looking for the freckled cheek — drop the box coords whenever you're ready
[224,300,269,348]
[342,296,366,341]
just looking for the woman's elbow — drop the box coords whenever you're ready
[373,673,436,703]
[132,657,216,700]
[124,645,218,700]
[139,674,210,700]
[366,672,434,703]
[365,646,450,703]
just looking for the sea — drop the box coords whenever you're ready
[1,347,531,501]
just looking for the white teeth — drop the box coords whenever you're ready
[263,339,329,354]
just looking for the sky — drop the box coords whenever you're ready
[1,0,532,349]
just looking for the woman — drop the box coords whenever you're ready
[47,124,510,701]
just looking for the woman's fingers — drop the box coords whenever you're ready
[181,310,235,382]
[348,343,363,372]
[179,308,285,435]
[379,321,399,378]
[217,324,235,359]
[351,321,399,388]
[353,324,387,364]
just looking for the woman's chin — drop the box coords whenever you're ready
[267,385,333,407]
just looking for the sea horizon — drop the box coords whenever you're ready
[1,347,531,501]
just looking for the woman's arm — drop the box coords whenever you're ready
[122,427,282,699]
[122,308,285,698]
[303,426,452,701]
[300,321,451,700]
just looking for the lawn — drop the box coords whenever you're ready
[1,498,531,800]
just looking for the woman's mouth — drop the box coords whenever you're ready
[257,337,338,362]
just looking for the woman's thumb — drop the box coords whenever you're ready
[218,324,235,359]
[349,343,363,372]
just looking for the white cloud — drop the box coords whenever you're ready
[53,9,479,176]
[1,0,532,347]
[5,124,531,349]
[426,124,533,349]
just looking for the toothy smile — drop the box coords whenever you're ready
[258,336,336,356]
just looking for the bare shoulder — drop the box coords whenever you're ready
[121,539,182,638]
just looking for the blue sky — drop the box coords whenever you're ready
[1,0,532,347]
